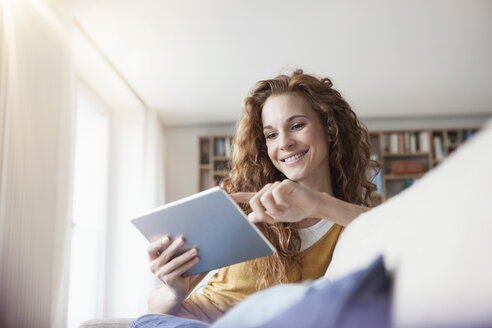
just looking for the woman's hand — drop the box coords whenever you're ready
[230,179,370,226]
[147,235,200,313]
[230,180,322,224]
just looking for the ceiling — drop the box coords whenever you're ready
[70,0,492,126]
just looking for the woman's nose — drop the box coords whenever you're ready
[279,133,294,150]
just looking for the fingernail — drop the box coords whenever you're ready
[189,248,197,255]
[161,236,169,243]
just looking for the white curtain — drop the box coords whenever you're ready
[0,0,168,324]
[101,105,166,318]
[0,0,75,327]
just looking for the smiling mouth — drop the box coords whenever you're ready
[282,150,308,164]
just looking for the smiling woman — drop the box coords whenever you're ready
[222,70,377,291]
[132,70,379,327]
[261,94,330,188]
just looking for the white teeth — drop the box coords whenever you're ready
[284,151,306,163]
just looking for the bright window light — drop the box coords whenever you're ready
[67,91,109,328]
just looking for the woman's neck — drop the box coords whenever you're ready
[298,175,333,196]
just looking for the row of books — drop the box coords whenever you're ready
[214,137,232,157]
[383,132,446,161]
[384,131,430,154]
[200,137,233,164]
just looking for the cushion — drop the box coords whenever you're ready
[325,118,492,327]
[212,255,390,328]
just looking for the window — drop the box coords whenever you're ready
[67,89,109,328]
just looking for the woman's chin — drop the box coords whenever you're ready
[284,172,305,182]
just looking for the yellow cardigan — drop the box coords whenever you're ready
[174,223,344,323]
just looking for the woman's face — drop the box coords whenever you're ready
[261,93,330,188]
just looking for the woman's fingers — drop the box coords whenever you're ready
[249,180,310,223]
[154,236,186,268]
[272,180,293,208]
[155,248,200,283]
[230,191,277,223]
[260,182,286,216]
[248,184,276,224]
[230,182,290,224]
[157,251,200,284]
[149,236,190,274]
[229,192,255,204]
[148,235,171,261]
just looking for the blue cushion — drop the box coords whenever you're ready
[212,255,390,328]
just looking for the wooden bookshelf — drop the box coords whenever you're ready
[370,127,479,201]
[198,136,233,190]
[199,127,479,201]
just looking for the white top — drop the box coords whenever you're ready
[298,219,334,251]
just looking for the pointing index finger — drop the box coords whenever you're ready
[229,192,255,204]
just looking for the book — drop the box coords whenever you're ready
[225,137,232,157]
[404,132,411,153]
[409,133,417,153]
[399,133,405,153]
[419,131,430,152]
[214,138,226,156]
[390,133,399,153]
[200,140,210,164]
[433,136,444,161]
[383,134,389,152]
[131,187,276,276]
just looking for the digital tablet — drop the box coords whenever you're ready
[131,187,276,276]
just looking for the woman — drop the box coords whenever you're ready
[142,69,379,324]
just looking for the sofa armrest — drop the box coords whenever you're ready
[326,119,492,328]
[78,318,135,328]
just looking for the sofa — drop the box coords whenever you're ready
[80,118,492,328]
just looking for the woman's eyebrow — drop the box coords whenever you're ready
[263,115,308,130]
[286,114,308,122]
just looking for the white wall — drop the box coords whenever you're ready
[164,114,491,202]
[165,123,235,202]
[362,114,491,130]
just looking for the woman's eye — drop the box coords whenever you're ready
[265,132,277,139]
[292,122,305,130]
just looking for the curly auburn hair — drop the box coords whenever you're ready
[222,69,379,290]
